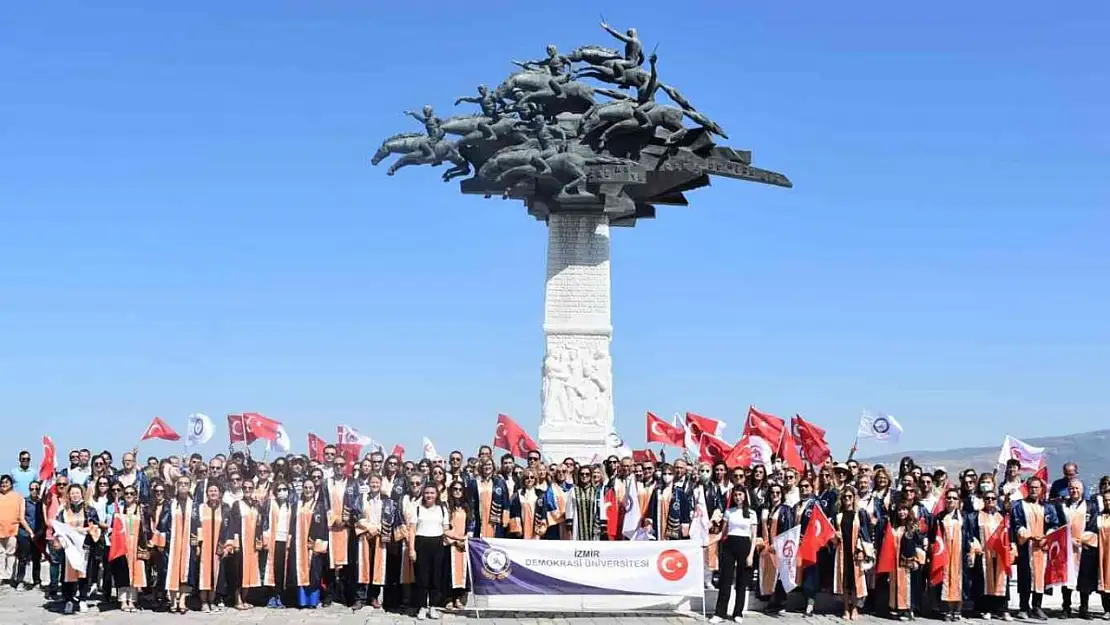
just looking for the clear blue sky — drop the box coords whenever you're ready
[2,2,1107,467]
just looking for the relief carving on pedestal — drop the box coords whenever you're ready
[542,346,612,428]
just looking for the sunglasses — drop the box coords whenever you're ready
[154,490,165,495]
[451,487,463,492]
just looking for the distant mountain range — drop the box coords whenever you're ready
[863,429,1110,478]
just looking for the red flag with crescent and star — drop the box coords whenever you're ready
[108,512,128,562]
[985,513,1013,571]
[646,411,685,447]
[141,416,181,442]
[929,520,948,586]
[685,412,725,439]
[1044,525,1072,588]
[391,444,405,461]
[229,413,281,444]
[776,424,805,472]
[698,432,734,464]
[798,503,833,566]
[791,414,831,465]
[744,406,786,445]
[39,435,57,482]
[493,413,538,458]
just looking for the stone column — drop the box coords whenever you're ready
[538,213,613,463]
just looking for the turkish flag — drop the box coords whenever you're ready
[242,412,281,442]
[228,414,249,444]
[493,413,538,458]
[930,520,949,586]
[876,522,897,574]
[307,433,327,462]
[685,412,725,439]
[798,503,833,566]
[604,487,621,541]
[724,439,753,469]
[631,449,658,463]
[776,425,805,472]
[39,435,56,482]
[698,432,734,464]
[335,442,361,477]
[141,416,181,442]
[646,412,685,447]
[985,514,1013,571]
[391,444,405,461]
[1044,525,1072,588]
[791,415,831,465]
[108,511,128,562]
[744,406,785,445]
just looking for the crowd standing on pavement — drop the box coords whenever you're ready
[1,442,1109,624]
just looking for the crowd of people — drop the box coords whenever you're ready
[1,443,1109,624]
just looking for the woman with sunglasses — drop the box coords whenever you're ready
[289,477,328,609]
[260,481,293,608]
[711,487,757,624]
[443,480,474,609]
[466,458,510,539]
[794,478,821,617]
[54,483,100,614]
[757,481,796,615]
[507,469,548,539]
[877,500,926,621]
[109,486,148,612]
[86,476,115,602]
[144,480,171,608]
[831,486,873,621]
[965,487,1010,620]
[192,482,234,613]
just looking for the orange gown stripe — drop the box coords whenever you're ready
[833,512,868,599]
[295,503,312,587]
[1098,516,1110,592]
[450,508,467,588]
[166,499,193,592]
[239,504,261,588]
[760,512,779,595]
[122,511,147,588]
[939,514,963,602]
[327,483,349,567]
[197,505,223,591]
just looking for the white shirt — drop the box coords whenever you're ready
[414,504,449,537]
[725,507,757,537]
[274,503,291,542]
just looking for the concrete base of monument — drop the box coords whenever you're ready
[539,424,609,463]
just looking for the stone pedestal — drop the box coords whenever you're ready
[538,213,614,463]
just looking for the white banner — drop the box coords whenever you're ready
[469,537,703,612]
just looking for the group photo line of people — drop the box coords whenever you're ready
[0,408,1108,624]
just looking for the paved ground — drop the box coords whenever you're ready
[1,581,1104,625]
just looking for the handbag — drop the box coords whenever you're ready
[136,548,151,561]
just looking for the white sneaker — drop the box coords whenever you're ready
[709,617,725,624]
[416,607,428,620]
[734,618,744,623]
[428,607,441,619]
[78,600,89,612]
[64,601,75,615]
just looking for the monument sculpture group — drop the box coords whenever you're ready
[372,22,791,461]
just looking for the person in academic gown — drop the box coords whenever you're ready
[1077,490,1110,617]
[164,475,198,613]
[287,477,328,608]
[646,464,691,541]
[143,481,171,607]
[397,472,424,606]
[1009,477,1060,620]
[443,480,474,609]
[508,469,549,539]
[964,488,1010,619]
[832,486,873,621]
[348,473,401,609]
[876,501,926,620]
[191,481,235,613]
[1057,478,1091,617]
[929,488,970,621]
[109,486,148,612]
[227,480,263,609]
[541,465,571,540]
[466,458,509,538]
[320,459,351,607]
[794,477,823,616]
[757,483,796,614]
[54,484,100,614]
[260,482,293,608]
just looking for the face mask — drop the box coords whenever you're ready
[276,492,288,501]
[699,471,711,483]
[980,483,992,493]
[662,474,674,485]
[70,502,81,511]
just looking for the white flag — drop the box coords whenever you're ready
[773,524,802,593]
[50,520,88,575]
[622,479,643,539]
[687,484,711,545]
[745,435,775,469]
[337,425,383,453]
[606,427,633,459]
[422,437,439,461]
[857,411,903,443]
[997,435,1046,473]
[185,413,214,447]
[268,424,291,453]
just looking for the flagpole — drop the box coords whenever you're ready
[847,433,859,462]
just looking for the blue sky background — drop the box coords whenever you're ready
[2,2,1107,466]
